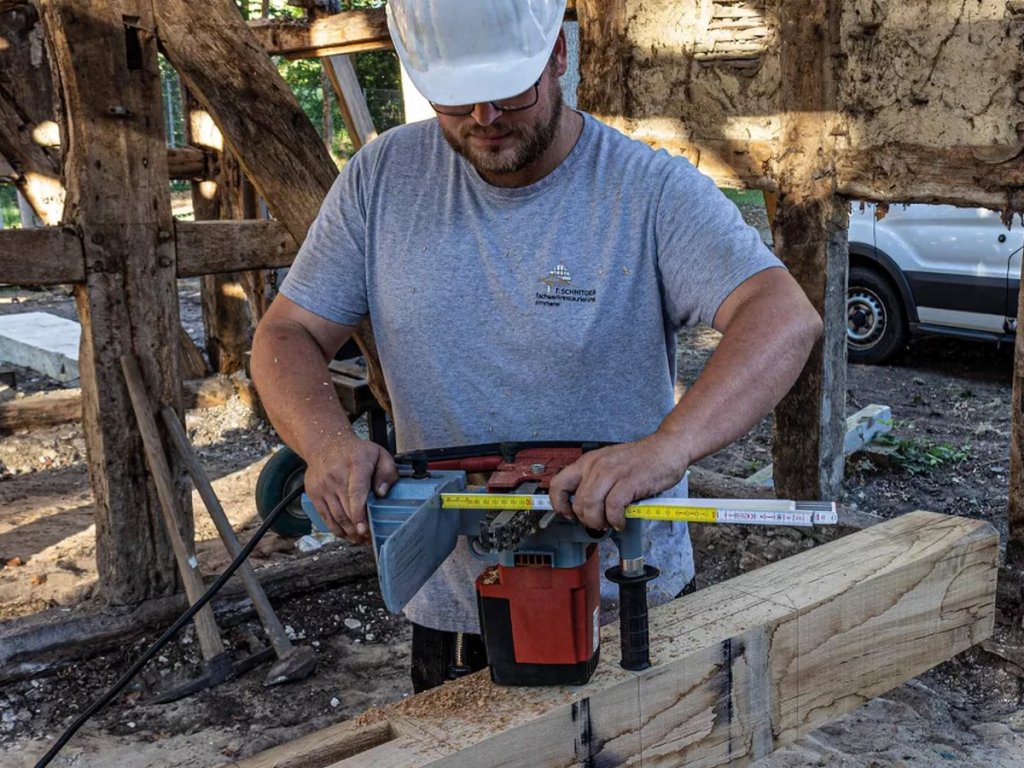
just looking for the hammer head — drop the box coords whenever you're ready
[263,645,318,687]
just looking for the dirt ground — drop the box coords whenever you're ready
[2,223,1024,765]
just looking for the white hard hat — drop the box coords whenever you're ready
[386,0,567,107]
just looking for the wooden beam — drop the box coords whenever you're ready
[36,0,188,605]
[167,146,214,180]
[836,144,1024,212]
[156,0,338,245]
[575,0,629,118]
[0,376,244,434]
[175,219,298,276]
[0,544,376,685]
[232,511,997,768]
[0,226,84,283]
[0,388,80,433]
[0,221,299,286]
[182,91,255,377]
[323,55,377,150]
[250,8,390,59]
[249,2,578,59]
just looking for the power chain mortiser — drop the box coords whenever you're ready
[302,443,659,686]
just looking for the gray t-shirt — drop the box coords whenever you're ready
[282,113,782,632]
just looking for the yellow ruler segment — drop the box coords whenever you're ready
[623,505,719,523]
[441,493,541,511]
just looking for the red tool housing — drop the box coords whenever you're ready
[476,545,600,686]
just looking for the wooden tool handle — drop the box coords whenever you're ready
[121,354,225,661]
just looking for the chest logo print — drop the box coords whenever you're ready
[541,263,572,293]
[536,262,597,308]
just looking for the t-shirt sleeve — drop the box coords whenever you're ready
[279,154,369,327]
[655,157,783,330]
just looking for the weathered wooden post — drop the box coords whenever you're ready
[36,0,188,603]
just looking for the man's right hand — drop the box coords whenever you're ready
[302,435,399,544]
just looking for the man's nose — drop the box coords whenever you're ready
[470,102,502,126]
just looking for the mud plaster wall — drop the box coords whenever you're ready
[841,0,1024,152]
[583,0,1024,192]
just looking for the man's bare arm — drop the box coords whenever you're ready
[251,296,397,541]
[550,267,823,530]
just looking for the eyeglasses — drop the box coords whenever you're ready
[430,79,541,117]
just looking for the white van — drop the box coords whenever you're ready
[847,203,1024,363]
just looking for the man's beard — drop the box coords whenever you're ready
[440,87,563,177]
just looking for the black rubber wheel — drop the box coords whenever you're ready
[847,265,909,364]
[255,447,311,538]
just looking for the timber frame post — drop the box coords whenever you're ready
[35,0,187,603]
[1007,7,1024,575]
[767,0,847,500]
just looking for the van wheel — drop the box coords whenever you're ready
[847,266,908,364]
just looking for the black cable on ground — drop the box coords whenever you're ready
[34,485,306,768]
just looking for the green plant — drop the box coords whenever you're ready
[720,188,765,208]
[0,185,19,228]
[874,432,970,475]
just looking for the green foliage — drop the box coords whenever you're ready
[159,55,186,147]
[721,188,765,207]
[0,186,19,229]
[874,432,971,475]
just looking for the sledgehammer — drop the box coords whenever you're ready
[159,406,317,686]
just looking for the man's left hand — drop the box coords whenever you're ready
[548,434,689,531]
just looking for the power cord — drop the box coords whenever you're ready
[34,485,305,768]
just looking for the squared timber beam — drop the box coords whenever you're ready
[0,227,84,284]
[174,220,298,277]
[0,221,298,286]
[230,511,997,768]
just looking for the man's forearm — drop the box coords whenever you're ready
[251,320,355,462]
[658,280,822,469]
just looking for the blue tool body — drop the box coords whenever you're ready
[300,469,647,614]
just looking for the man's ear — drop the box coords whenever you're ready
[552,28,568,78]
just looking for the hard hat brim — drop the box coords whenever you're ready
[386,4,561,108]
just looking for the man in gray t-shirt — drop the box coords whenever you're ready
[251,0,821,691]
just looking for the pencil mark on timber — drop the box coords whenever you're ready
[572,697,604,768]
[568,696,627,767]
[720,638,736,760]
